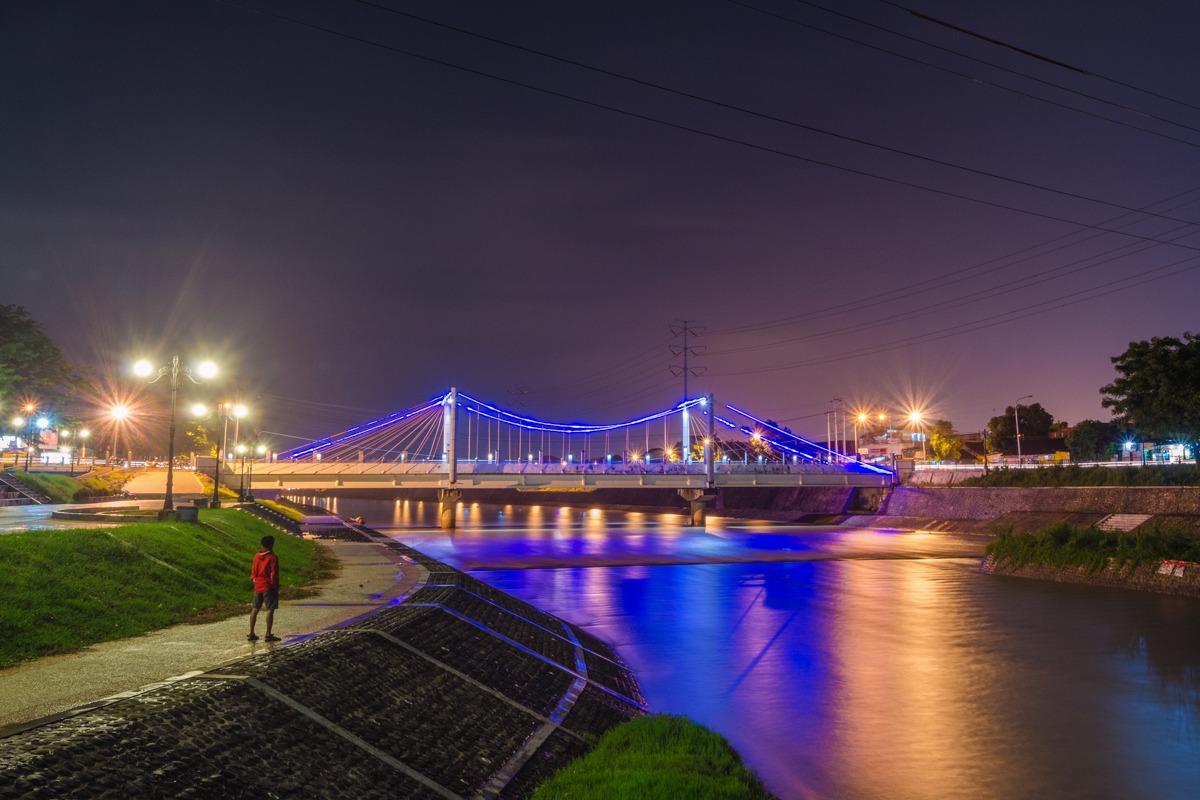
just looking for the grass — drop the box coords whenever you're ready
[531,714,778,800]
[960,463,1200,487]
[256,498,309,522]
[193,470,239,502]
[5,469,132,503]
[0,509,336,668]
[985,521,1200,573]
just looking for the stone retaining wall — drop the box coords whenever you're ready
[0,529,646,799]
[981,555,1200,599]
[884,486,1200,520]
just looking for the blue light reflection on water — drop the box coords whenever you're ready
[320,498,1200,799]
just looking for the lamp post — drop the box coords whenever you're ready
[207,402,246,508]
[246,442,266,501]
[909,411,926,460]
[134,356,217,514]
[109,404,131,466]
[10,417,24,469]
[235,443,247,501]
[1014,394,1033,466]
[29,416,49,470]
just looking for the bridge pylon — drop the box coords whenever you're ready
[678,488,718,528]
[439,488,462,530]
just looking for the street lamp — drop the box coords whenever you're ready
[134,356,218,514]
[235,443,248,501]
[66,427,91,475]
[1014,395,1033,466]
[194,401,248,507]
[908,411,926,460]
[28,416,49,470]
[241,442,267,501]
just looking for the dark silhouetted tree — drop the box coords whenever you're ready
[1101,332,1200,451]
[986,403,1054,454]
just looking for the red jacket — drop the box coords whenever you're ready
[250,549,279,592]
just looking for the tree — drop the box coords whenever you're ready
[985,403,1054,454]
[929,419,962,461]
[1101,333,1200,451]
[0,305,88,408]
[1065,419,1120,461]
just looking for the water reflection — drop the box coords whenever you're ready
[309,497,1200,799]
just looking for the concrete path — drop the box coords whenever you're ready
[122,467,206,497]
[0,538,422,731]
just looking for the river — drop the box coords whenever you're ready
[313,497,1200,799]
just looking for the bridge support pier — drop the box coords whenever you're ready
[678,489,718,528]
[439,488,461,529]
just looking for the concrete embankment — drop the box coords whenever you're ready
[0,528,646,799]
[981,555,1200,599]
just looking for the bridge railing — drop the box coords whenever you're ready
[242,459,884,477]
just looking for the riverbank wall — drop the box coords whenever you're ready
[303,485,1200,531]
[0,529,646,799]
[981,554,1200,599]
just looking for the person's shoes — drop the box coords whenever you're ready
[264,634,281,642]
[247,633,259,641]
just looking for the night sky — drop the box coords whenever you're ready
[5,0,1200,448]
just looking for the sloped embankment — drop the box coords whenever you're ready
[981,554,1200,599]
[0,533,646,799]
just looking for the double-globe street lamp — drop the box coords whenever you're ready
[134,356,218,514]
[192,400,247,507]
[234,442,268,501]
[60,427,90,476]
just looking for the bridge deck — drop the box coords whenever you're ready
[236,462,893,490]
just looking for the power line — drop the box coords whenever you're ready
[778,0,1200,136]
[348,0,1200,229]
[708,186,1200,338]
[707,253,1200,376]
[878,0,1200,114]
[210,0,1200,257]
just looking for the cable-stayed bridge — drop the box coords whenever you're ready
[244,389,893,527]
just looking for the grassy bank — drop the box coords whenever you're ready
[960,463,1200,487]
[5,469,131,503]
[0,509,335,668]
[985,521,1200,572]
[532,714,778,800]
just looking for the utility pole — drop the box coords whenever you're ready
[671,321,707,462]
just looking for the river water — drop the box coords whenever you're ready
[316,497,1200,799]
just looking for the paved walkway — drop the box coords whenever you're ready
[0,532,422,731]
[122,467,206,498]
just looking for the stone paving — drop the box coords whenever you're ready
[0,522,647,799]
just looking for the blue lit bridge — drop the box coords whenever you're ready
[242,389,893,527]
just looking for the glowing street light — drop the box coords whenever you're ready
[134,356,218,514]
[195,400,247,508]
[908,410,927,460]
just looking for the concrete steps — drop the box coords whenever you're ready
[1096,513,1152,532]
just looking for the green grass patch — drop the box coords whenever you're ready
[193,469,239,501]
[6,469,130,502]
[960,463,1200,487]
[256,499,308,522]
[985,521,1200,572]
[531,714,778,800]
[0,509,335,668]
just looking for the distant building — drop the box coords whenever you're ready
[988,436,1070,466]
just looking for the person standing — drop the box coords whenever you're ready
[248,535,280,642]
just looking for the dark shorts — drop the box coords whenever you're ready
[253,587,279,611]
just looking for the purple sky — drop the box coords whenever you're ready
[5,0,1200,447]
